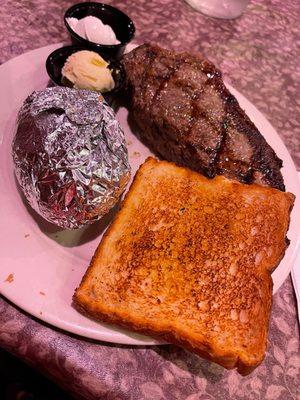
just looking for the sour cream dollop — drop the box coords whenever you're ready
[67,16,120,45]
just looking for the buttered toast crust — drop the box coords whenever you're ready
[74,158,294,375]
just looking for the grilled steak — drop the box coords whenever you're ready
[122,44,285,191]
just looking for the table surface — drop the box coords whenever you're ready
[0,0,299,399]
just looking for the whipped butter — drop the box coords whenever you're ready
[62,50,115,92]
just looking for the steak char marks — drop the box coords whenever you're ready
[122,44,285,191]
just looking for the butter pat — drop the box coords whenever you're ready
[62,50,115,92]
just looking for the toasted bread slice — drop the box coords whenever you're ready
[74,158,294,374]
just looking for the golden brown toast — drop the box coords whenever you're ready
[74,158,294,375]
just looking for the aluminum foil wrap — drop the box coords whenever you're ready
[12,87,131,229]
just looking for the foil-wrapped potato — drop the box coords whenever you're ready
[12,87,130,229]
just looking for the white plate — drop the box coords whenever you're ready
[0,43,299,345]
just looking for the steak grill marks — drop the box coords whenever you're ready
[122,44,285,191]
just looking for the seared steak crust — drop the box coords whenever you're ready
[122,44,285,191]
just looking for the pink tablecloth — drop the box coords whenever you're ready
[0,1,299,399]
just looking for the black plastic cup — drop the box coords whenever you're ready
[45,45,125,99]
[64,2,135,60]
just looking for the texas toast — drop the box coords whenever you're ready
[74,158,294,374]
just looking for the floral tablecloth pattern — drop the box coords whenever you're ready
[0,1,299,399]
